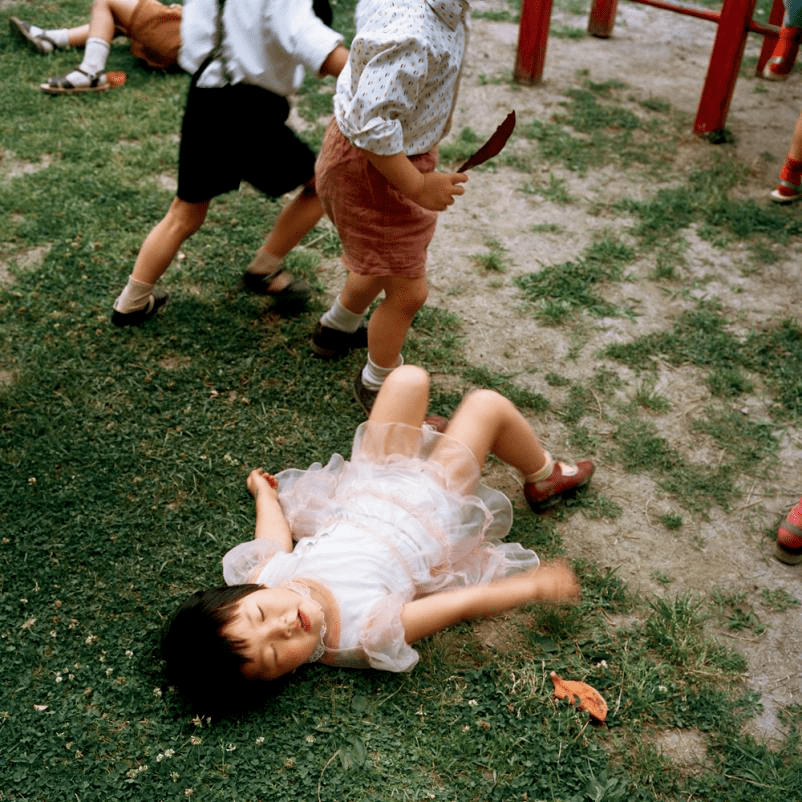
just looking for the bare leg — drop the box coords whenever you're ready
[442,389,549,475]
[131,197,210,284]
[249,181,325,292]
[788,110,802,161]
[367,275,428,367]
[368,365,429,426]
[65,25,91,47]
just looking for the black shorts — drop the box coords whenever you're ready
[176,81,317,203]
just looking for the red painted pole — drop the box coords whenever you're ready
[588,0,619,38]
[514,0,555,84]
[693,0,757,134]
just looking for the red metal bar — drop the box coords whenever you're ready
[588,0,618,38]
[514,0,554,83]
[693,0,758,133]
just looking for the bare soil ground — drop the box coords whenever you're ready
[317,2,802,747]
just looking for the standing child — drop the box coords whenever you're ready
[311,0,470,412]
[111,0,348,326]
[162,365,595,713]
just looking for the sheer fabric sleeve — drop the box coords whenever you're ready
[361,593,420,672]
[222,539,283,586]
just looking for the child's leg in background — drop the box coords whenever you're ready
[246,180,324,292]
[772,110,802,202]
[113,197,209,319]
[349,273,428,413]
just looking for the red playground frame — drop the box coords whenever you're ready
[514,0,787,136]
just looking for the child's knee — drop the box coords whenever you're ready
[167,197,208,238]
[386,282,427,318]
[388,364,429,393]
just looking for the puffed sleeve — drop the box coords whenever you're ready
[335,36,427,155]
[222,539,282,586]
[361,593,420,672]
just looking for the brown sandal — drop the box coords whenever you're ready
[241,268,310,311]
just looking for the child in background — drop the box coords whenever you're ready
[776,497,802,563]
[770,110,802,203]
[762,0,802,81]
[10,0,182,94]
[311,0,470,412]
[111,0,347,326]
[162,365,595,713]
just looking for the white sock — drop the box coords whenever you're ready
[524,452,553,483]
[114,277,156,313]
[79,37,111,75]
[320,295,365,333]
[361,354,403,391]
[246,249,282,276]
[40,27,71,48]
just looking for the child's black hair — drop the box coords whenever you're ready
[161,584,263,715]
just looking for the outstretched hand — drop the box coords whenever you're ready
[247,468,278,499]
[528,560,580,604]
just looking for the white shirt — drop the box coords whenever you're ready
[179,0,344,93]
[334,0,470,156]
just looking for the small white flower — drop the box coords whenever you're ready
[125,650,134,658]
[153,687,163,698]
[225,743,237,752]
[55,674,63,683]
[190,736,202,746]
[27,477,37,486]
[255,736,265,746]
[468,699,478,707]
[304,735,316,744]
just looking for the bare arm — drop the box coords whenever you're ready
[320,44,349,78]
[400,561,579,644]
[247,469,293,552]
[362,151,468,212]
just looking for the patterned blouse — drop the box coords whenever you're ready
[334,0,470,156]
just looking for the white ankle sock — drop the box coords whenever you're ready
[79,37,111,75]
[246,249,282,275]
[524,452,553,483]
[361,354,403,391]
[114,277,156,313]
[320,295,365,333]
[41,28,71,48]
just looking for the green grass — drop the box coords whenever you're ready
[2,1,802,800]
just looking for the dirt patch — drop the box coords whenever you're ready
[317,4,802,743]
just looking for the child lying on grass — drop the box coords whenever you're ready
[162,366,594,713]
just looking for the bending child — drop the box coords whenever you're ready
[110,0,347,325]
[10,0,182,94]
[162,365,595,713]
[311,0,470,412]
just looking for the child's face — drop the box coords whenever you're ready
[223,585,325,681]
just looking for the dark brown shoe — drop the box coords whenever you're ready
[111,289,169,327]
[353,372,378,416]
[311,322,368,359]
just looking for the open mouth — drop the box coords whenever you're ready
[298,610,311,632]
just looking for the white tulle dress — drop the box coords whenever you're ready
[222,422,540,672]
